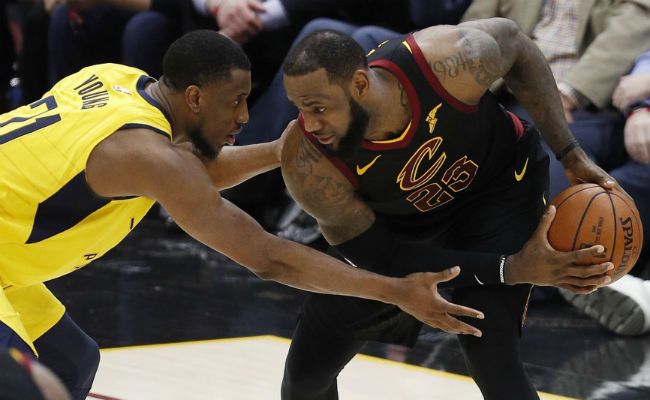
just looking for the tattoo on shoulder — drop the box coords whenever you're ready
[286,136,350,208]
[295,134,322,174]
[430,30,500,87]
[397,81,408,107]
[285,135,374,242]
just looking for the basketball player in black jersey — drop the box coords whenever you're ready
[278,18,624,399]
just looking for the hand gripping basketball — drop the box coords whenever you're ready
[547,184,643,283]
[504,205,615,294]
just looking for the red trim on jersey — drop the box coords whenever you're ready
[405,35,478,114]
[507,111,524,141]
[298,114,360,190]
[366,59,420,150]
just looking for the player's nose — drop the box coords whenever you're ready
[236,103,249,124]
[302,115,323,133]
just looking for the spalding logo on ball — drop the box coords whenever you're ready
[548,183,644,283]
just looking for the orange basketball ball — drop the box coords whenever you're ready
[548,183,644,283]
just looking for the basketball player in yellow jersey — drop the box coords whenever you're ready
[0,30,486,399]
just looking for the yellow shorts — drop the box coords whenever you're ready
[0,283,66,355]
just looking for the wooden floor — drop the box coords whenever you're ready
[88,336,576,400]
[41,211,650,400]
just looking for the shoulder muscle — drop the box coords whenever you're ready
[413,18,520,103]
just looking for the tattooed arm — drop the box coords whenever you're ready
[280,121,374,244]
[413,17,621,191]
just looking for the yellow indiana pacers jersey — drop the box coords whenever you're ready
[0,63,172,288]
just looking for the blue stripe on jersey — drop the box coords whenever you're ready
[136,75,173,127]
[120,123,171,139]
[26,172,110,244]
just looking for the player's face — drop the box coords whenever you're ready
[194,69,251,160]
[284,68,369,156]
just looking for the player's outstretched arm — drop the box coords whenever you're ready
[86,127,484,336]
[201,142,279,190]
[414,18,621,193]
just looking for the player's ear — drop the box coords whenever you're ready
[185,85,201,114]
[350,69,370,100]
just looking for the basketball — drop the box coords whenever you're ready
[548,183,644,283]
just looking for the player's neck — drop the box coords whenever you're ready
[363,68,412,142]
[145,80,183,141]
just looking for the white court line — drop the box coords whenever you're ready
[88,335,577,400]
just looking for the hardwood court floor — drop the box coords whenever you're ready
[44,212,650,400]
[89,336,574,400]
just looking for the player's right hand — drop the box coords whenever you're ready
[504,205,614,294]
[396,267,484,337]
[275,120,297,162]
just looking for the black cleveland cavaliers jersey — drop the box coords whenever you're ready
[301,34,525,234]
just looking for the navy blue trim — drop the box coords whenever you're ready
[0,96,61,145]
[136,75,173,127]
[120,123,171,140]
[26,172,111,244]
[0,95,55,128]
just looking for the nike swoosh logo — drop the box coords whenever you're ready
[514,157,529,182]
[356,155,382,175]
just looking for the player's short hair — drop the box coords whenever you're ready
[283,30,368,84]
[162,30,250,90]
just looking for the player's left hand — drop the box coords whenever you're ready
[560,145,630,198]
[396,267,484,337]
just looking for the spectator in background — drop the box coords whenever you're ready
[47,0,184,85]
[18,0,64,105]
[1,2,14,112]
[187,0,418,104]
[560,50,650,336]
[613,50,650,165]
[461,0,650,335]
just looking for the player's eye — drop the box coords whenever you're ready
[315,107,326,113]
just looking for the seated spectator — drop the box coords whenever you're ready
[1,2,14,112]
[461,0,650,335]
[613,50,650,166]
[560,50,650,336]
[48,0,184,85]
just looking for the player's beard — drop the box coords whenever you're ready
[333,96,370,157]
[189,128,218,161]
